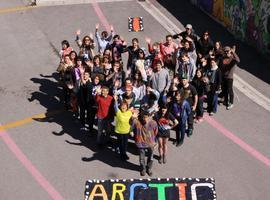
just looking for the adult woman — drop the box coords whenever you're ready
[102,55,112,78]
[192,69,209,122]
[91,55,105,82]
[172,91,191,146]
[134,49,148,81]
[132,71,146,102]
[69,51,78,66]
[105,61,125,87]
[59,40,73,62]
[114,95,133,161]
[124,38,140,77]
[76,30,95,61]
[154,104,178,164]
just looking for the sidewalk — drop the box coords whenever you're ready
[156,0,270,97]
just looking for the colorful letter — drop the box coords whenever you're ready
[88,184,108,200]
[112,183,126,200]
[148,183,173,200]
[175,183,187,200]
[191,183,214,200]
[129,183,147,200]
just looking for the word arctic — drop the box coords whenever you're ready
[84,178,216,200]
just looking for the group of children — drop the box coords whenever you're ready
[56,23,240,176]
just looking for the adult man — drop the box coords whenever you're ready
[95,86,114,146]
[176,53,197,82]
[219,46,240,110]
[150,61,171,95]
[180,75,198,136]
[78,71,94,131]
[173,24,199,44]
[162,34,178,56]
[131,111,158,176]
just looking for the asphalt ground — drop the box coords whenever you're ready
[0,0,269,199]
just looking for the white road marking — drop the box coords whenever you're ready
[138,0,270,112]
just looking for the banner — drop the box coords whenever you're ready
[84,178,216,200]
[128,17,144,32]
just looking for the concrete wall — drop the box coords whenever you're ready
[190,0,270,56]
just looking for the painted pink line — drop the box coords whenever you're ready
[91,2,110,32]
[0,129,65,200]
[204,115,270,167]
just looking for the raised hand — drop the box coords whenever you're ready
[110,25,114,32]
[145,37,151,44]
[89,32,93,39]
[95,23,99,30]
[76,29,81,35]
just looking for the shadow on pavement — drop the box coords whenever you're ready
[28,73,140,173]
[157,0,270,84]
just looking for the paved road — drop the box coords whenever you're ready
[0,0,269,199]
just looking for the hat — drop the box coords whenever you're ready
[224,46,231,52]
[186,24,192,29]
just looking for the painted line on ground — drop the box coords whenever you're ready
[139,0,270,167]
[0,5,36,14]
[0,110,63,131]
[138,0,270,112]
[91,1,111,32]
[36,0,132,6]
[204,115,270,167]
[0,128,65,200]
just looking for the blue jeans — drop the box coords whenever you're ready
[117,134,129,157]
[176,121,187,143]
[207,92,218,113]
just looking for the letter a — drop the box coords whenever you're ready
[88,184,108,200]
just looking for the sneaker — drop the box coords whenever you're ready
[140,170,146,176]
[226,104,234,110]
[158,156,162,164]
[163,156,167,164]
[80,127,89,131]
[198,118,204,123]
[187,129,193,137]
[209,112,214,116]
[176,141,183,147]
[123,154,129,161]
[146,169,153,176]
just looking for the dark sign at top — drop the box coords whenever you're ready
[84,177,216,200]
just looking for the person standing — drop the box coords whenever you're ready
[113,95,133,161]
[220,46,240,110]
[149,61,171,98]
[172,91,191,146]
[95,86,114,146]
[154,104,178,163]
[131,111,158,176]
[95,23,114,54]
[206,59,222,115]
[78,71,93,129]
[180,75,198,137]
